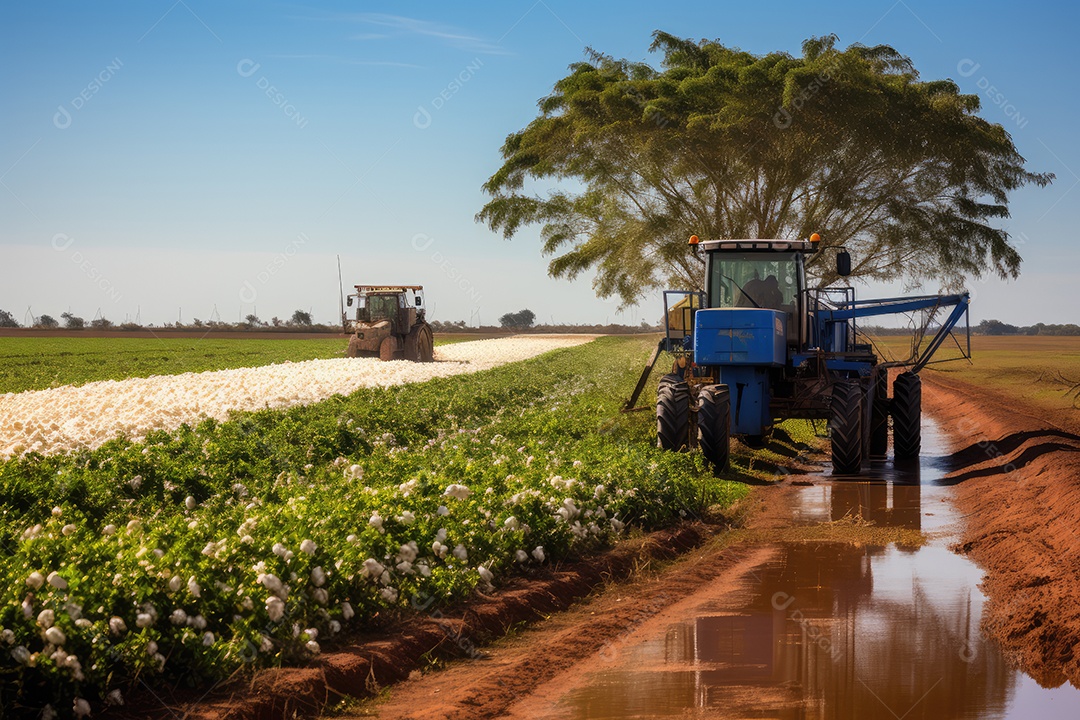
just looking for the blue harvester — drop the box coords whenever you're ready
[626,235,971,474]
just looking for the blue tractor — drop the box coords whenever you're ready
[625,235,971,475]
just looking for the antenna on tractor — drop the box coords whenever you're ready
[337,255,346,333]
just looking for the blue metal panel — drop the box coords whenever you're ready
[718,366,772,435]
[694,309,786,366]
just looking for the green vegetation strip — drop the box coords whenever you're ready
[0,336,752,714]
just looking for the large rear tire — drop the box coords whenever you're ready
[892,372,922,461]
[830,380,864,476]
[870,370,889,460]
[697,384,731,474]
[404,322,435,362]
[656,374,690,451]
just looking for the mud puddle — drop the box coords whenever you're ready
[514,418,1080,719]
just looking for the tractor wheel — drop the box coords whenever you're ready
[697,384,731,474]
[404,322,435,362]
[892,372,922,461]
[656,373,690,451]
[830,380,864,476]
[870,370,889,460]
[346,335,363,358]
[379,337,397,362]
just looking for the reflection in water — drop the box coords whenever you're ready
[555,420,1080,719]
[565,542,1011,719]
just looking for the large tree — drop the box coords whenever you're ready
[478,33,1052,306]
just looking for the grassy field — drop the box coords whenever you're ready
[869,334,1080,414]
[0,336,456,394]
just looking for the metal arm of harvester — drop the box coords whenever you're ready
[815,292,971,373]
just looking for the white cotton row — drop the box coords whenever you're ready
[0,336,594,459]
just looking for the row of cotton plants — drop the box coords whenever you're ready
[0,337,746,717]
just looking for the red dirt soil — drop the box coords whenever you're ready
[922,373,1080,689]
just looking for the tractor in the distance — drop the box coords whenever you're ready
[625,235,971,475]
[342,285,435,362]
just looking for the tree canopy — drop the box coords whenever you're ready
[477,32,1052,306]
[499,309,536,329]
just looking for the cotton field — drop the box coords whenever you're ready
[0,335,592,458]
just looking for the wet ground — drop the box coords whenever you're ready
[512,418,1080,719]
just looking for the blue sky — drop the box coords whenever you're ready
[1,0,1076,326]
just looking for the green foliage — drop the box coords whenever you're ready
[290,310,313,326]
[0,337,749,713]
[498,309,536,329]
[0,310,18,329]
[478,32,1053,305]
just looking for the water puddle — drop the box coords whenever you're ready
[546,418,1080,719]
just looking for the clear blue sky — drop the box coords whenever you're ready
[1,0,1075,326]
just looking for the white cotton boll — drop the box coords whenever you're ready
[573,460,583,468]
[341,602,355,620]
[187,577,201,598]
[106,689,124,706]
[272,542,288,557]
[503,516,519,531]
[531,546,546,562]
[346,464,364,480]
[452,544,468,562]
[329,620,341,634]
[185,496,196,510]
[102,523,116,535]
[168,576,183,593]
[135,613,153,628]
[610,518,625,532]
[306,640,321,654]
[432,541,447,558]
[191,615,207,630]
[1,629,15,644]
[42,705,57,720]
[368,512,384,532]
[37,610,55,628]
[397,510,416,525]
[128,475,142,490]
[443,484,472,500]
[397,542,418,563]
[187,520,198,530]
[310,566,326,587]
[346,534,358,543]
[437,505,449,516]
[258,574,284,596]
[436,528,448,542]
[380,587,398,603]
[47,572,68,591]
[61,524,76,536]
[361,559,385,579]
[73,698,91,718]
[52,507,62,518]
[45,627,66,645]
[11,646,30,664]
[146,640,158,656]
[515,550,529,563]
[109,617,127,636]
[260,636,274,653]
[398,478,418,496]
[417,563,431,577]
[75,618,91,629]
[126,519,141,534]
[21,598,33,619]
[266,597,285,622]
[202,632,215,646]
[300,539,317,555]
[26,572,44,590]
[170,609,188,625]
[478,566,494,584]
[396,561,413,574]
[312,588,328,605]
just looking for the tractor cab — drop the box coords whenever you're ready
[700,238,813,348]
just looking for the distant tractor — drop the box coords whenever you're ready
[624,235,971,475]
[342,285,434,362]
